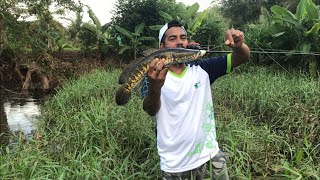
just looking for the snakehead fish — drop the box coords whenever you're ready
[115,48,206,105]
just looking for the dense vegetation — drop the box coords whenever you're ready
[0,0,319,179]
[1,68,319,178]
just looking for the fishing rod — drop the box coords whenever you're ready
[191,45,320,56]
[205,50,320,56]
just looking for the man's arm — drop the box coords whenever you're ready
[224,28,250,68]
[143,58,168,116]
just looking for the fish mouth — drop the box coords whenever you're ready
[195,50,206,58]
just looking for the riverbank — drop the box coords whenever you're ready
[1,67,319,179]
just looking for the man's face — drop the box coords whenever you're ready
[160,27,188,49]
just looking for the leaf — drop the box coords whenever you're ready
[149,25,163,31]
[271,5,299,26]
[88,9,101,30]
[185,3,199,20]
[115,25,134,40]
[295,149,303,164]
[138,36,157,42]
[300,43,311,53]
[296,0,307,21]
[135,22,145,36]
[272,32,285,37]
[81,23,98,35]
[159,11,173,22]
[191,10,207,32]
[118,46,132,54]
[306,23,320,35]
[305,0,319,19]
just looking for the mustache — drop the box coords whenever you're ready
[176,44,184,48]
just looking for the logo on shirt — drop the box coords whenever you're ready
[194,81,201,89]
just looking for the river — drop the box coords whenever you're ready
[0,85,51,143]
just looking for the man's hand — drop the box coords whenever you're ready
[143,58,168,116]
[224,28,250,68]
[148,58,168,91]
[225,28,244,49]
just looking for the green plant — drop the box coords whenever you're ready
[270,0,320,77]
[81,8,117,60]
[115,23,156,60]
[150,2,207,41]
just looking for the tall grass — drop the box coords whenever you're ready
[1,67,319,179]
[1,69,159,179]
[214,67,320,179]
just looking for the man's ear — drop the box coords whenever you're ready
[160,43,165,48]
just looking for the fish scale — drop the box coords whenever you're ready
[115,48,206,105]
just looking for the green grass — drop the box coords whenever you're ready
[0,66,319,179]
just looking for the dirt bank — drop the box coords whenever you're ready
[0,50,121,91]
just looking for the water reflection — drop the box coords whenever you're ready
[4,98,41,135]
[0,86,49,144]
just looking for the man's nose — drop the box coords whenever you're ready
[176,38,183,47]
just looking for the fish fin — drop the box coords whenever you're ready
[119,57,144,84]
[115,85,132,105]
[141,48,159,57]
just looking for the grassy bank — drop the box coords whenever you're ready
[1,67,319,179]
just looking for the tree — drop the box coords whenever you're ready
[270,0,320,77]
[219,0,299,28]
[0,0,78,53]
[115,23,156,61]
[150,2,207,41]
[81,8,117,60]
[111,0,178,45]
[193,6,229,49]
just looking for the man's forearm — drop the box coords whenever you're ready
[231,43,250,67]
[143,91,161,116]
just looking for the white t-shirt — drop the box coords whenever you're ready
[155,55,231,172]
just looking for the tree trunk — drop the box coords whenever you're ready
[309,56,318,78]
[22,65,50,90]
[0,14,5,57]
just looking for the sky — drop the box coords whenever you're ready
[79,0,213,25]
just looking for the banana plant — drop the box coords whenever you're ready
[149,2,207,41]
[81,8,116,60]
[270,0,320,77]
[115,22,156,60]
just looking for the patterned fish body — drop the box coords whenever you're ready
[115,48,206,105]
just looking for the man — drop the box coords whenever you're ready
[142,20,250,179]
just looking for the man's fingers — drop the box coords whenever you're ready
[158,68,168,79]
[225,29,234,45]
[148,58,160,74]
[149,58,166,77]
[225,28,245,47]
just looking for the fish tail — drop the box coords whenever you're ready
[115,85,132,105]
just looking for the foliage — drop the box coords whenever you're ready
[77,27,98,52]
[192,6,229,50]
[111,0,178,45]
[1,67,319,178]
[0,0,79,54]
[150,2,207,41]
[219,0,299,28]
[214,67,320,178]
[270,0,320,76]
[115,23,156,61]
[80,8,118,60]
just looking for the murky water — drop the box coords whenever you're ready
[0,85,50,142]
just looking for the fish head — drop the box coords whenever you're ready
[172,49,206,60]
